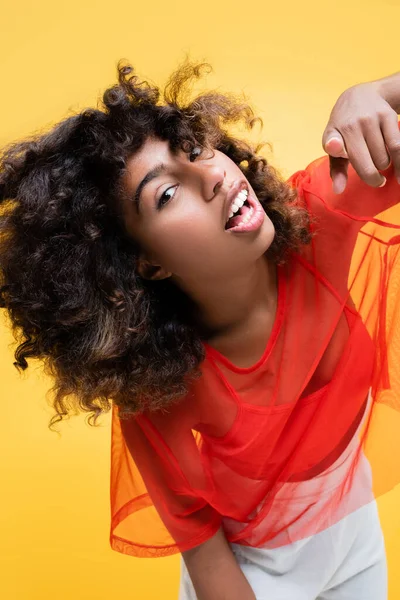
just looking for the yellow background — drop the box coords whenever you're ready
[1,0,400,598]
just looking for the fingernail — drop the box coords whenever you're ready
[379,177,387,187]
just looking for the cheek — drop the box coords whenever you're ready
[150,212,222,272]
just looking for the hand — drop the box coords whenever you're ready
[321,82,400,194]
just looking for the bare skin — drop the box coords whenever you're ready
[182,528,256,600]
[202,256,277,367]
[121,137,277,367]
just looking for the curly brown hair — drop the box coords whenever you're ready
[0,59,311,431]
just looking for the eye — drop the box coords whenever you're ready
[157,185,178,209]
[189,146,203,162]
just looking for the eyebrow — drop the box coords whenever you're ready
[132,163,167,210]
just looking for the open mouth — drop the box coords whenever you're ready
[225,199,251,230]
[225,188,250,230]
[224,188,265,233]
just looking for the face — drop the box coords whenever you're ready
[121,137,275,285]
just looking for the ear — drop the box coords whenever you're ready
[136,255,172,281]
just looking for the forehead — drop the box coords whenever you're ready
[121,137,168,195]
[126,137,174,173]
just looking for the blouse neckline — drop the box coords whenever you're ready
[203,264,286,374]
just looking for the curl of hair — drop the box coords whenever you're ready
[0,58,311,431]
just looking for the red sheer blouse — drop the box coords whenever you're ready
[109,131,400,558]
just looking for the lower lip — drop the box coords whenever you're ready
[225,194,265,234]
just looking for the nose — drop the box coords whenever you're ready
[194,163,226,200]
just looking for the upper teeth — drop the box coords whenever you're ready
[228,189,248,220]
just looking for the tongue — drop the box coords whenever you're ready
[226,204,251,229]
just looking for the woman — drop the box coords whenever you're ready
[1,60,400,599]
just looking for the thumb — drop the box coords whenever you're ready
[323,129,348,159]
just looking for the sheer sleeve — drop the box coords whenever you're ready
[109,403,222,558]
[287,129,400,294]
[288,130,400,500]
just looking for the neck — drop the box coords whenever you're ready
[174,255,277,339]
